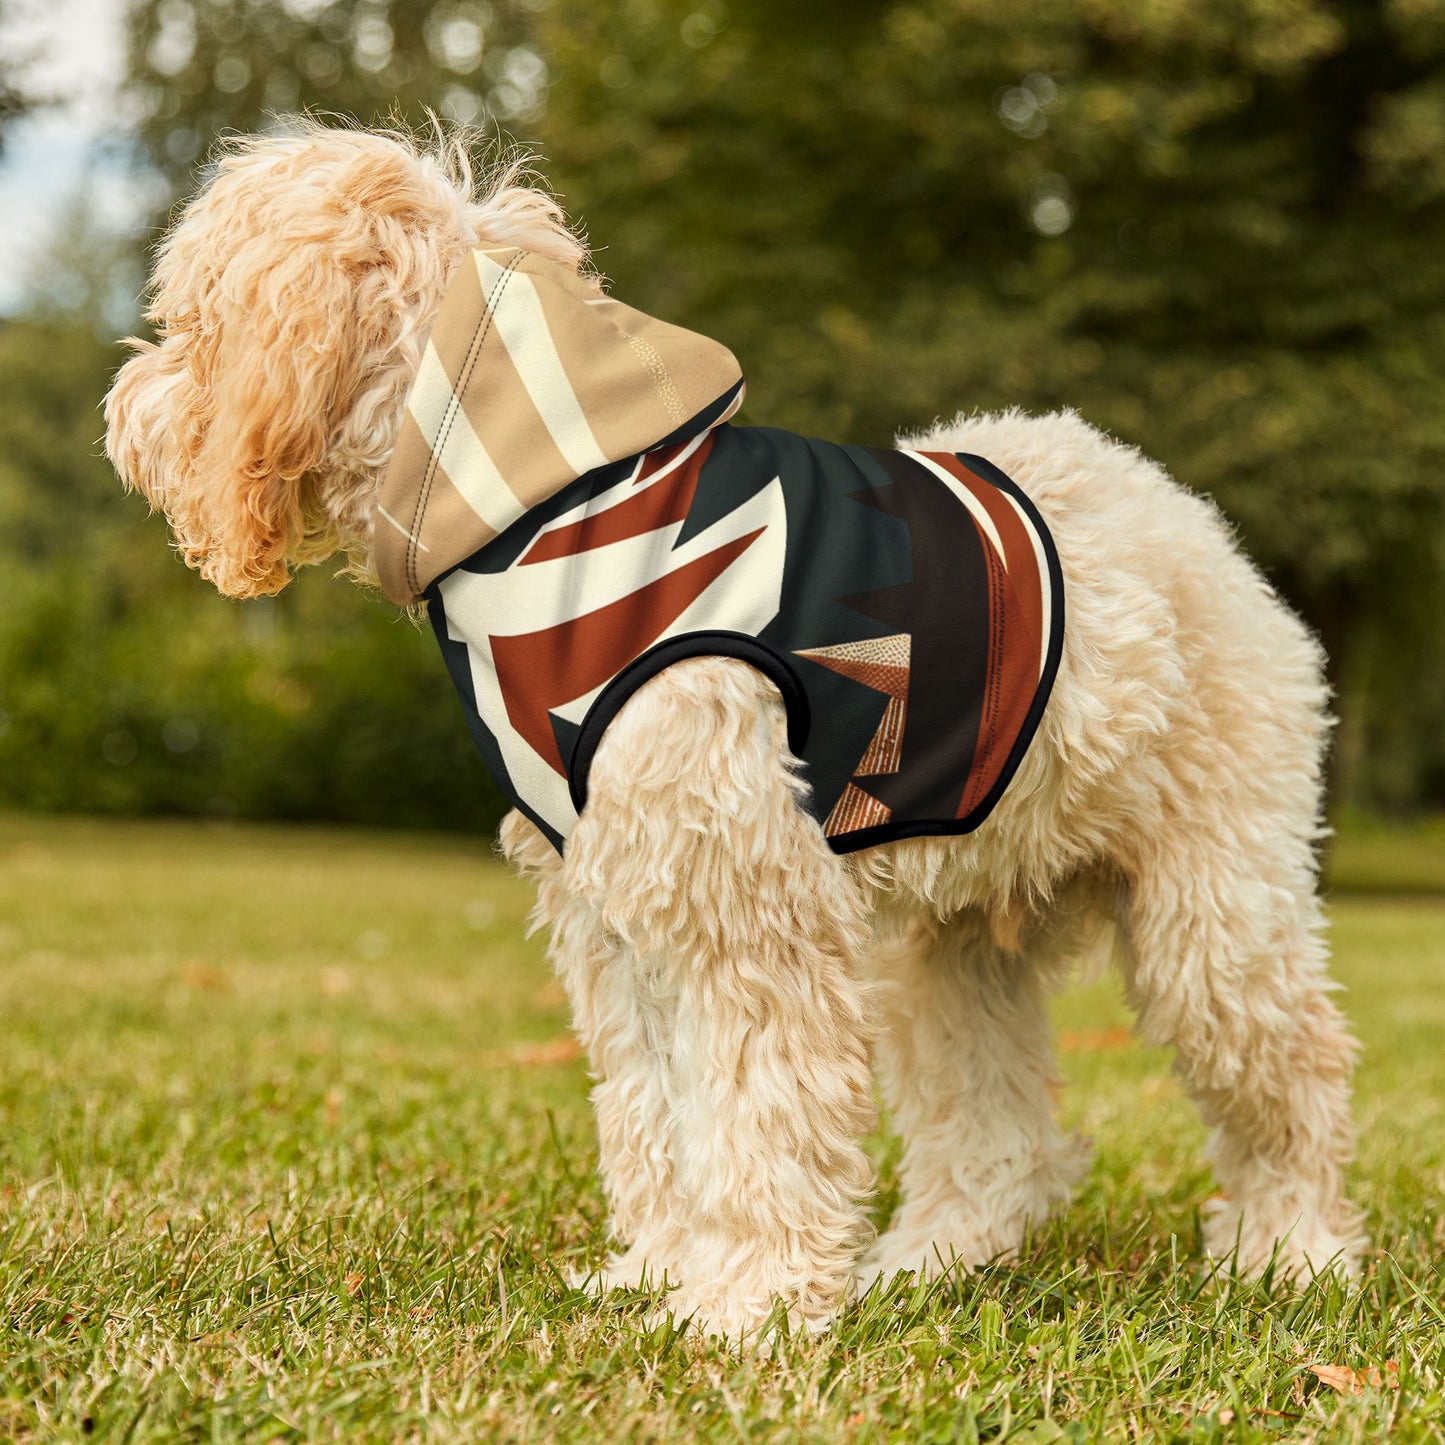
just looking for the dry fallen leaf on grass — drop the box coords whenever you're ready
[503,1037,584,1068]
[534,980,567,1009]
[1056,1027,1133,1052]
[181,961,229,992]
[320,967,353,997]
[1309,1362,1399,1395]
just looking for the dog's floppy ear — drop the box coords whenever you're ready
[107,214,370,599]
[201,264,343,594]
[105,331,201,556]
[105,125,592,599]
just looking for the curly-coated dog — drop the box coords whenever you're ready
[105,123,1364,1342]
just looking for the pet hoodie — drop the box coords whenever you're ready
[373,246,1064,855]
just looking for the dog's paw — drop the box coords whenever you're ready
[1202,1196,1367,1283]
[570,1246,674,1296]
[856,1234,992,1296]
[860,1201,1050,1290]
[645,1287,836,1351]
[860,1133,1092,1295]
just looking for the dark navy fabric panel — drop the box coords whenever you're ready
[836,447,993,826]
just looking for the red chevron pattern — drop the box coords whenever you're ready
[518,435,714,566]
[491,524,766,775]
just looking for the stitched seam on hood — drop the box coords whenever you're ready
[406,249,525,599]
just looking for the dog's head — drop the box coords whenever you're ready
[104,122,588,598]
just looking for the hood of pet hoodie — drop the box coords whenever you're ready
[373,247,745,606]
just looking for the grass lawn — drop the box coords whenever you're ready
[2,812,1443,1443]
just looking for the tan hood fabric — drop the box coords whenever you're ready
[374,247,744,604]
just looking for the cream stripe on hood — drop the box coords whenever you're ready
[375,247,744,605]
[408,342,522,534]
[472,252,611,477]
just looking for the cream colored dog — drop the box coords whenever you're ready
[105,123,1364,1342]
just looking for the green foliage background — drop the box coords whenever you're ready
[2,0,1443,827]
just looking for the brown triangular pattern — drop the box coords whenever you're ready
[824,782,891,838]
[856,696,907,776]
[813,660,909,696]
[795,634,911,699]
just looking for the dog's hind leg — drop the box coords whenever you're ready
[860,909,1089,1288]
[564,658,878,1342]
[1102,570,1365,1280]
[1118,833,1365,1280]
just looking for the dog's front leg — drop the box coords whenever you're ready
[564,658,878,1343]
[501,809,686,1289]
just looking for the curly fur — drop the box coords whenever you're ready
[105,123,1365,1344]
[105,119,588,597]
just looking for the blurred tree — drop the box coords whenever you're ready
[0,315,128,570]
[533,0,1445,807]
[123,0,548,192]
[0,315,506,830]
[5,0,1438,824]
[0,0,38,152]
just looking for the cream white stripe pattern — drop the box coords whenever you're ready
[1000,491,1054,679]
[474,253,611,477]
[620,429,710,492]
[409,343,524,534]
[376,505,431,553]
[903,449,1007,558]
